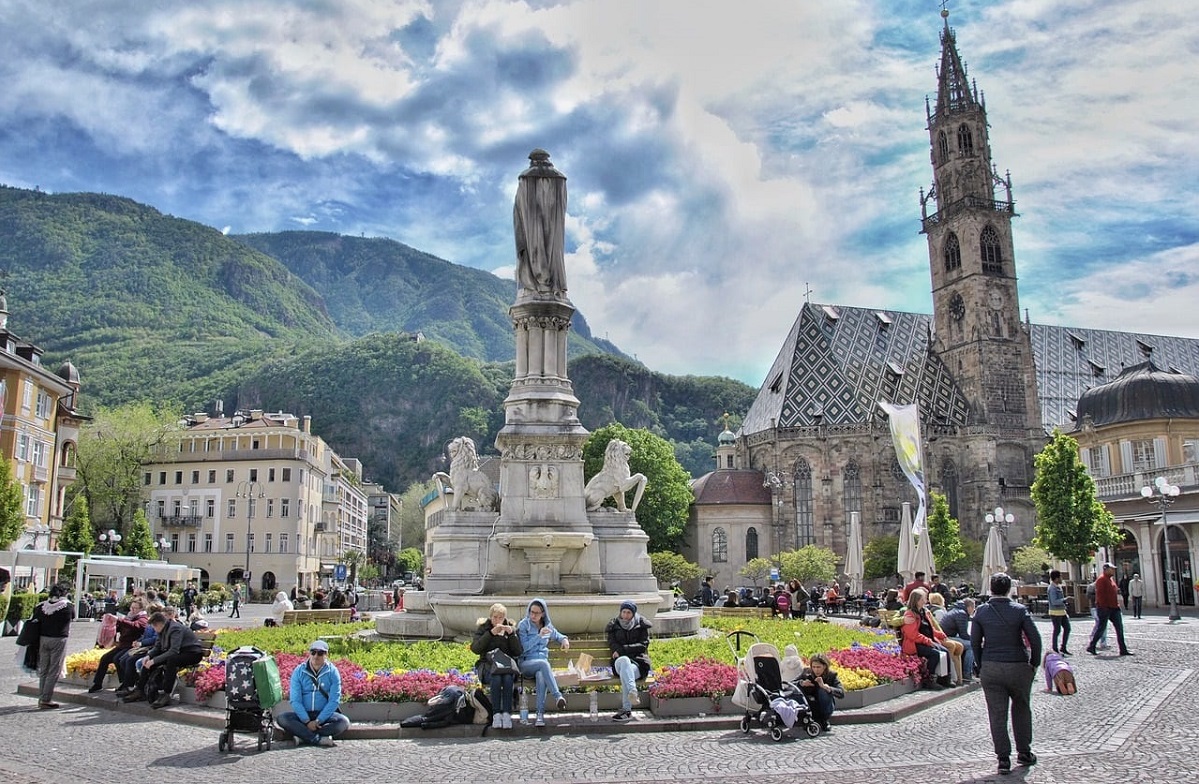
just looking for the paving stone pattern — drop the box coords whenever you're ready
[2,606,1196,784]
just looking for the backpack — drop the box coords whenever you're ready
[775,592,791,614]
[406,685,480,730]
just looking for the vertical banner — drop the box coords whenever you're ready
[0,378,6,429]
[879,401,927,533]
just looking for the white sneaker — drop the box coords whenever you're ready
[631,690,641,707]
[318,736,336,747]
[492,713,503,729]
[534,714,546,727]
[501,712,513,729]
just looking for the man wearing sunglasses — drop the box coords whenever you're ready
[275,640,351,746]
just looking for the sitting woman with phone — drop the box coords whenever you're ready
[470,602,524,729]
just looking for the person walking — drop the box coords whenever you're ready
[32,583,74,709]
[971,573,1041,776]
[1047,570,1072,655]
[181,582,198,619]
[606,600,652,722]
[1087,563,1133,656]
[229,583,242,618]
[1129,573,1145,619]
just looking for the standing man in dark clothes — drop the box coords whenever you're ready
[1087,562,1133,656]
[182,582,199,619]
[971,573,1041,776]
[700,577,716,607]
[32,583,75,709]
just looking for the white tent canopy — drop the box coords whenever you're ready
[0,549,68,571]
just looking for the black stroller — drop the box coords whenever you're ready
[729,632,820,742]
[219,646,282,752]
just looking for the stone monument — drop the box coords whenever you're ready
[383,150,677,639]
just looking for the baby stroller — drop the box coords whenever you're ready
[219,646,283,752]
[728,631,820,741]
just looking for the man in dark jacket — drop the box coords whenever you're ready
[606,600,652,723]
[700,577,716,607]
[938,598,976,682]
[124,612,207,708]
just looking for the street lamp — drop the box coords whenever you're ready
[986,506,1015,533]
[98,528,122,554]
[30,522,51,548]
[236,481,265,587]
[155,536,172,561]
[762,470,792,552]
[1142,476,1182,622]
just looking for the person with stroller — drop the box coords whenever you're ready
[798,653,845,732]
[900,588,949,690]
[276,640,350,746]
[516,598,570,726]
[606,600,652,723]
[471,602,523,729]
[88,598,148,693]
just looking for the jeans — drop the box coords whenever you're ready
[1089,607,1130,654]
[1050,615,1071,652]
[914,643,942,683]
[91,645,130,689]
[276,710,351,744]
[1132,596,1143,619]
[489,672,515,713]
[614,655,639,711]
[804,687,836,725]
[1089,607,1108,647]
[980,660,1035,761]
[518,659,561,714]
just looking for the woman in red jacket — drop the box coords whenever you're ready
[901,588,948,690]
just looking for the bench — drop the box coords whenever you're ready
[703,606,774,620]
[514,640,653,690]
[280,609,354,625]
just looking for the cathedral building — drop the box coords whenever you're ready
[687,15,1199,605]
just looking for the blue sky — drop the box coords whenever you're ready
[2,0,1195,385]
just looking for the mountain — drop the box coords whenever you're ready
[233,231,625,362]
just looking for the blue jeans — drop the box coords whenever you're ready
[519,659,561,713]
[489,672,515,713]
[276,710,351,744]
[804,687,836,724]
[614,656,639,711]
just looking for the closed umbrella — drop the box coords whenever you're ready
[898,502,915,583]
[909,507,936,580]
[982,524,1007,594]
[845,511,864,596]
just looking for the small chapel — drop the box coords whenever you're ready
[686,12,1199,609]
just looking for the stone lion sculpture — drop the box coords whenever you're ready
[583,439,647,513]
[432,436,499,512]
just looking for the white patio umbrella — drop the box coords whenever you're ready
[845,511,864,596]
[898,502,915,583]
[982,524,1007,594]
[909,511,936,580]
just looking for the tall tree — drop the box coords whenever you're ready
[75,402,181,531]
[57,493,94,577]
[122,509,156,559]
[777,545,839,585]
[583,424,692,552]
[1031,429,1122,575]
[863,534,899,580]
[925,491,966,571]
[0,457,24,549]
[739,557,776,587]
[398,480,434,552]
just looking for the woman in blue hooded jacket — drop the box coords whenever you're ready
[516,598,570,726]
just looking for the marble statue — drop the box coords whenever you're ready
[514,149,567,297]
[583,439,647,513]
[431,436,499,512]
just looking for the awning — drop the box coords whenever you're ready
[0,549,67,570]
[1152,510,1199,526]
[79,557,200,582]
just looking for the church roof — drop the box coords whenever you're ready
[691,470,773,505]
[934,18,979,118]
[1073,360,1199,427]
[741,302,1199,437]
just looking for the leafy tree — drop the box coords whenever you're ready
[357,562,380,583]
[122,509,156,559]
[367,511,397,579]
[925,491,966,571]
[398,480,435,552]
[340,549,365,584]
[0,457,24,550]
[583,424,692,552]
[863,535,899,580]
[397,547,424,575]
[1031,429,1121,575]
[456,406,491,445]
[75,402,181,531]
[57,493,94,578]
[777,545,839,585]
[939,537,982,579]
[739,557,775,587]
[650,551,704,587]
[1010,544,1055,581]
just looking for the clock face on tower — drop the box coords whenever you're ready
[949,292,965,321]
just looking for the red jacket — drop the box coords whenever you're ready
[900,608,946,655]
[1094,575,1120,610]
[900,579,928,602]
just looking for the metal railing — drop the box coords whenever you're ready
[1092,464,1198,501]
[922,196,1015,232]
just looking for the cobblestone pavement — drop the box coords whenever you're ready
[2,607,1196,784]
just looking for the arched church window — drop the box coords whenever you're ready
[794,459,814,548]
[940,458,959,520]
[843,461,862,518]
[937,130,949,163]
[957,124,974,155]
[944,232,961,272]
[981,225,1003,275]
[746,527,759,561]
[712,527,728,563]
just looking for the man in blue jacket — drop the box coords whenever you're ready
[276,640,351,746]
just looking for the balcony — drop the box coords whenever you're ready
[160,514,203,528]
[32,465,50,483]
[921,196,1015,233]
[146,447,308,464]
[1092,464,1199,502]
[56,465,77,483]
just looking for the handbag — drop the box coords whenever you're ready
[486,649,518,676]
[16,615,40,647]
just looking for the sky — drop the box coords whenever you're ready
[2,0,1196,385]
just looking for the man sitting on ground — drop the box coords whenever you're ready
[275,640,351,746]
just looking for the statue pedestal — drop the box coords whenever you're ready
[495,531,594,593]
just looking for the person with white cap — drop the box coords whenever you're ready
[275,640,351,746]
[605,600,652,722]
[1087,563,1133,657]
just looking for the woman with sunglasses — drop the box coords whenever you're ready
[276,640,351,746]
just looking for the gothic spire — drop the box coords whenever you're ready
[934,10,978,118]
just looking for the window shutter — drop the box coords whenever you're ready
[1120,441,1134,473]
[1153,437,1168,469]
[1080,448,1093,474]
[1100,445,1112,477]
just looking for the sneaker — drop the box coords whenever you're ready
[556,696,567,711]
[997,757,1011,775]
[318,736,336,747]
[535,714,546,727]
[1017,752,1037,767]
[501,712,513,729]
[87,685,103,693]
[37,701,60,710]
[630,690,641,707]
[492,714,503,729]
[612,710,632,723]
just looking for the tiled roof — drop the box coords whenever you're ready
[691,470,773,505]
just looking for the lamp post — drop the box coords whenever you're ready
[155,536,172,561]
[236,481,265,587]
[763,470,791,553]
[1142,476,1182,622]
[98,528,122,555]
[986,506,1015,534]
[30,522,51,548]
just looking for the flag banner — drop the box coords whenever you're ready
[879,401,926,532]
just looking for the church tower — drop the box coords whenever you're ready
[921,10,1039,433]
